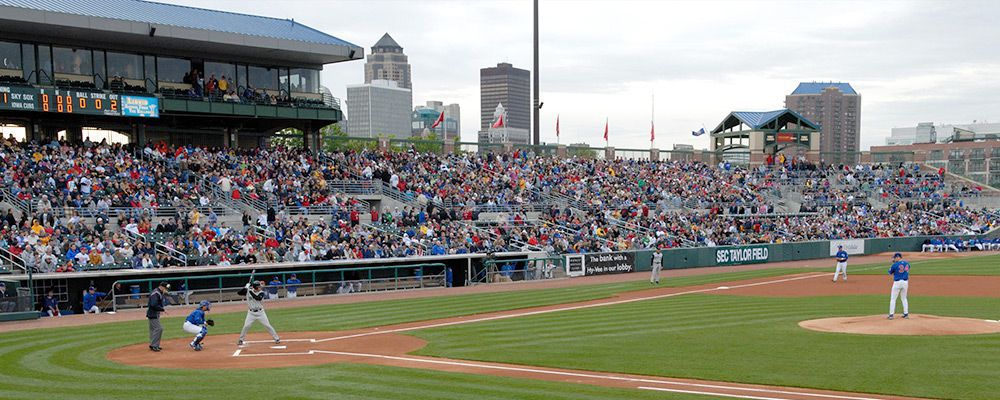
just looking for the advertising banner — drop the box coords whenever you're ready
[716,245,770,266]
[121,95,160,118]
[584,252,635,276]
[829,239,865,256]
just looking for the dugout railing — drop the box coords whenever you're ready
[110,263,447,312]
[477,256,565,284]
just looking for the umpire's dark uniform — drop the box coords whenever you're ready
[147,282,168,351]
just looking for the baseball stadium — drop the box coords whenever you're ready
[1,1,999,399]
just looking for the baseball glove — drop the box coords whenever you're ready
[206,319,215,326]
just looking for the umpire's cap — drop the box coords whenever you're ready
[199,300,211,310]
[158,281,169,288]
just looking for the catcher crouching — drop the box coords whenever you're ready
[183,300,214,351]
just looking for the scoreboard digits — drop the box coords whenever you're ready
[1,86,151,117]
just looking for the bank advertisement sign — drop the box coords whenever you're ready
[716,245,770,266]
[829,239,865,256]
[584,252,636,276]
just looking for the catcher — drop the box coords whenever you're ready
[182,300,214,351]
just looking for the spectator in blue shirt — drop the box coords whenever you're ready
[430,241,446,256]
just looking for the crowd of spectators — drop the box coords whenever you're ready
[0,139,997,273]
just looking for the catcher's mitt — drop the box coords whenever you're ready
[206,319,215,326]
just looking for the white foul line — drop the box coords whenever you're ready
[312,272,828,344]
[639,386,800,400]
[233,272,894,400]
[275,349,884,400]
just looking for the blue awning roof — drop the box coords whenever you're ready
[790,82,857,95]
[0,0,358,47]
[712,109,820,134]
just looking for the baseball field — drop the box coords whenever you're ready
[1,252,997,399]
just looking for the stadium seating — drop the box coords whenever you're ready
[1,137,996,273]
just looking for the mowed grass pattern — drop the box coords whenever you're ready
[0,324,717,400]
[0,267,814,399]
[412,293,1000,400]
[850,253,1000,275]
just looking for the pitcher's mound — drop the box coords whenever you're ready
[799,314,1000,336]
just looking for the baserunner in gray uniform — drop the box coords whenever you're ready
[237,281,280,346]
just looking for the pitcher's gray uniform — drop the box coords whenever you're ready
[650,248,663,284]
[237,281,280,346]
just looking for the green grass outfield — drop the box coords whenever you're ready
[849,253,1000,275]
[0,267,812,400]
[0,260,995,399]
[413,294,1000,400]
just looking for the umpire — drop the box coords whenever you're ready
[147,282,168,352]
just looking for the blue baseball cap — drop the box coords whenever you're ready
[893,252,902,258]
[199,300,211,310]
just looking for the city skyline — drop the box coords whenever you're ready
[169,0,1000,150]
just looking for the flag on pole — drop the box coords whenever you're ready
[650,121,655,142]
[691,127,706,136]
[603,118,609,142]
[491,114,505,129]
[556,114,560,138]
[430,111,444,129]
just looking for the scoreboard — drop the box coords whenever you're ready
[0,86,158,118]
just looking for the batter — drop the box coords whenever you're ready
[237,281,281,346]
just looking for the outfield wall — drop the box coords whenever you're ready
[566,235,981,276]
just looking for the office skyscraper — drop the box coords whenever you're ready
[785,82,861,162]
[480,62,530,142]
[364,33,411,89]
[346,80,412,138]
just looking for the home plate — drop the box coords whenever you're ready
[717,286,731,290]
[270,345,287,349]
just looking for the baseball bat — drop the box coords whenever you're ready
[248,269,257,285]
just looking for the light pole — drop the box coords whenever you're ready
[532,0,540,146]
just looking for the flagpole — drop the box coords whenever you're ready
[605,117,609,148]
[650,91,654,150]
[556,114,560,145]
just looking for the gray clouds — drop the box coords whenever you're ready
[172,0,1000,149]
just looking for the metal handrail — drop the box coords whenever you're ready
[363,222,429,250]
[1,188,31,215]
[111,262,447,311]
[326,180,380,195]
[460,221,542,252]
[0,248,26,273]
[126,230,187,266]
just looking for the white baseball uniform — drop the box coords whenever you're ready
[238,284,279,344]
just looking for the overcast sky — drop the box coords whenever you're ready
[175,0,1000,150]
